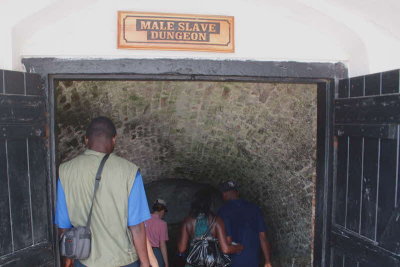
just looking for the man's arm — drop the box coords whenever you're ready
[55,179,74,267]
[259,232,272,267]
[160,240,169,267]
[215,216,244,254]
[129,223,150,267]
[177,217,190,253]
[255,205,272,267]
[127,172,151,267]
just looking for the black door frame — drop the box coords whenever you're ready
[23,58,345,267]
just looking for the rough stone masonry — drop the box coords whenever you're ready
[56,80,317,267]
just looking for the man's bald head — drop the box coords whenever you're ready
[86,116,116,139]
[85,117,116,153]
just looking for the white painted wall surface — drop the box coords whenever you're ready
[1,0,399,77]
[0,0,57,70]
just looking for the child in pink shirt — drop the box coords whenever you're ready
[145,199,169,267]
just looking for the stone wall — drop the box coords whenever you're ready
[56,80,317,266]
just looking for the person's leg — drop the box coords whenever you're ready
[153,247,165,267]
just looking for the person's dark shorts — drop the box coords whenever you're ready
[74,260,139,267]
[152,247,165,267]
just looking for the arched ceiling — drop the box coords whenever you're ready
[56,79,318,266]
[332,0,400,39]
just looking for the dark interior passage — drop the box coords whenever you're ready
[144,179,224,264]
[56,80,317,267]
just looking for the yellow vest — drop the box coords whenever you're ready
[59,149,139,267]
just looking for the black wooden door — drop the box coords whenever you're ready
[331,70,400,266]
[0,70,55,266]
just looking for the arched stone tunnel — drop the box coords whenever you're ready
[56,80,317,267]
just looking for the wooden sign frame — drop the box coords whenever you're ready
[118,11,234,53]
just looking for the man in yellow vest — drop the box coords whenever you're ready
[55,117,151,267]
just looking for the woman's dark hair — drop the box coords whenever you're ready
[189,189,214,218]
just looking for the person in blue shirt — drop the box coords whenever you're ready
[55,171,151,267]
[218,180,272,267]
[55,117,152,267]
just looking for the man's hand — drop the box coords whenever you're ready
[140,263,150,267]
[58,228,74,267]
[264,262,272,267]
[234,244,244,253]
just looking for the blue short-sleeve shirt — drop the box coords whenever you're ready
[218,199,267,267]
[55,171,150,228]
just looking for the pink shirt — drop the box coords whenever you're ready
[145,213,169,247]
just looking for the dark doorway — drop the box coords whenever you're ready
[54,79,318,266]
[19,58,344,267]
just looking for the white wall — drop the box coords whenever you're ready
[1,0,400,77]
[0,0,57,70]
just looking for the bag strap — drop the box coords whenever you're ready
[201,215,216,238]
[86,153,110,228]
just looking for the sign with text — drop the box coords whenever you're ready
[118,11,234,52]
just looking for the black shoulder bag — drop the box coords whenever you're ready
[60,153,110,259]
[186,216,231,267]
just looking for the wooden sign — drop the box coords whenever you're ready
[118,11,234,52]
